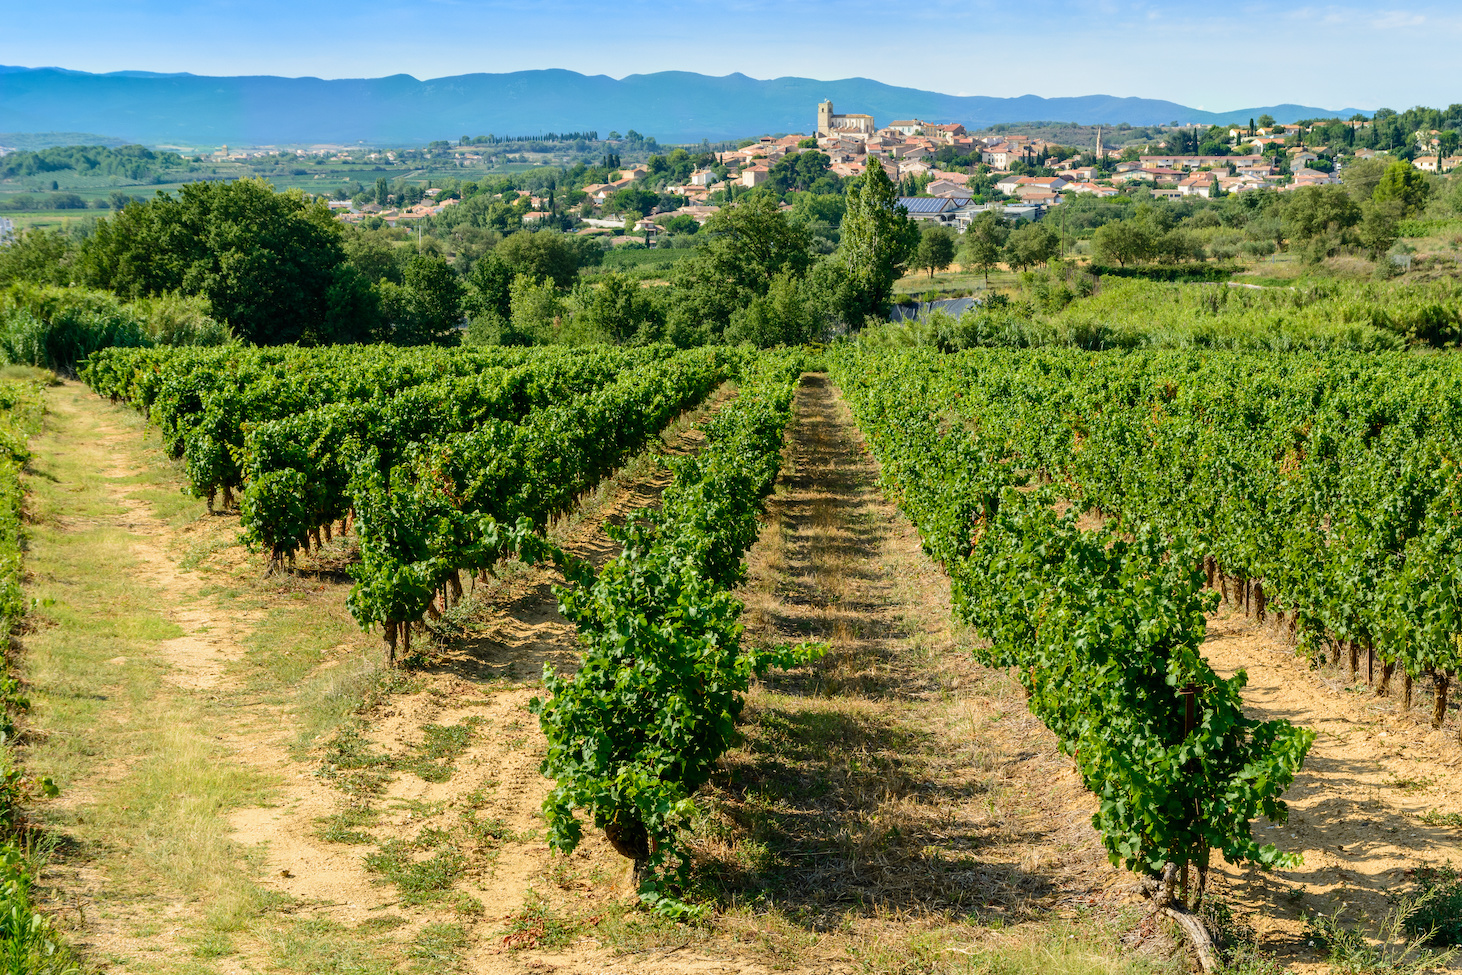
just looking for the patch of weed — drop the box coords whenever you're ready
[500,892,582,950]
[363,839,467,905]
[1418,810,1462,829]
[315,806,380,845]
[1402,865,1462,946]
[399,718,483,783]
[1308,894,1456,975]
[408,922,469,971]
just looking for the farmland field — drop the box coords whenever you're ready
[5,344,1462,974]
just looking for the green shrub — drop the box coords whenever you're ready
[0,284,231,373]
[1404,865,1462,946]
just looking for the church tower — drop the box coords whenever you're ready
[818,100,834,138]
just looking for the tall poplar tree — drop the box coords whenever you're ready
[837,162,918,321]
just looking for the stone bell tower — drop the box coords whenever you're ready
[818,100,834,138]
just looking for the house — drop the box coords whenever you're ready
[927,123,967,138]
[1151,188,1184,200]
[1177,173,1215,198]
[1063,181,1120,198]
[1016,175,1070,192]
[924,179,968,198]
[1234,162,1276,178]
[741,165,771,187]
[1140,154,1266,170]
[982,143,1026,169]
[1291,167,1335,182]
[1017,189,1062,206]
[885,119,926,137]
[689,169,721,187]
[994,174,1025,195]
[897,196,972,225]
[1413,156,1440,172]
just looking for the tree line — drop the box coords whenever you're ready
[0,165,924,351]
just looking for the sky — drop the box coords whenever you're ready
[4,0,1459,112]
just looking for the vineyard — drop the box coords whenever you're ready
[0,342,1458,973]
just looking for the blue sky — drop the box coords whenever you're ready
[5,0,1458,111]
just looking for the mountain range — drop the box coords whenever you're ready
[0,65,1370,147]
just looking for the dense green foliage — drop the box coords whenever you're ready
[77,178,378,345]
[0,143,187,181]
[835,342,1462,741]
[347,349,728,658]
[829,347,1317,893]
[533,349,819,911]
[238,347,673,564]
[81,344,735,662]
[0,284,230,372]
[1404,865,1462,946]
[865,277,1462,352]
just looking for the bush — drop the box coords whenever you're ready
[0,284,230,373]
[1405,865,1462,946]
[1087,263,1240,282]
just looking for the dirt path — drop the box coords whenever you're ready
[1202,608,1462,967]
[21,381,288,970]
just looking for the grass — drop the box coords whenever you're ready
[362,839,468,906]
[316,715,482,796]
[1307,895,1457,975]
[16,383,435,972]
[407,922,469,971]
[1403,866,1462,946]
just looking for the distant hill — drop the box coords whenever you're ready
[0,65,1370,146]
[0,130,131,151]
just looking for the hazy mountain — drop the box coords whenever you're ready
[0,65,1370,147]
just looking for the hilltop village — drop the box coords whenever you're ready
[315,100,1456,243]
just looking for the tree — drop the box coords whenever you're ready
[609,184,657,220]
[724,270,815,347]
[0,228,76,287]
[913,223,957,279]
[375,176,390,206]
[509,272,561,340]
[340,224,408,285]
[838,163,919,319]
[571,271,663,344]
[1257,114,1276,130]
[1283,184,1361,243]
[1358,197,1405,257]
[495,229,580,289]
[1004,221,1059,272]
[1373,160,1431,216]
[77,177,374,345]
[960,210,1010,287]
[1091,219,1153,267]
[463,250,514,320]
[667,195,812,341]
[378,254,464,345]
[1340,157,1390,203]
